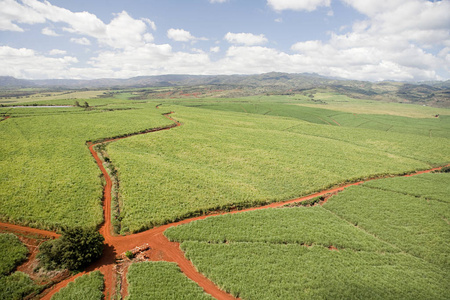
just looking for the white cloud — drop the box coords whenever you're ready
[0,46,78,79]
[0,0,46,31]
[274,18,283,23]
[209,0,228,3]
[49,49,67,55]
[224,32,268,46]
[267,0,331,12]
[41,27,59,36]
[210,46,220,53]
[142,18,156,31]
[11,0,155,49]
[70,37,91,45]
[167,28,207,42]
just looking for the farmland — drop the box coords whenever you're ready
[126,262,212,300]
[0,88,448,299]
[0,233,28,275]
[51,271,104,300]
[0,233,40,300]
[0,103,173,230]
[165,172,449,299]
[107,104,448,233]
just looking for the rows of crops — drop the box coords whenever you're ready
[192,101,450,138]
[107,105,448,233]
[51,271,104,300]
[126,261,212,300]
[164,172,449,299]
[0,103,173,230]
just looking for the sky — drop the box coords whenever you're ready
[0,0,449,81]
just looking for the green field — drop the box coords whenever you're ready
[0,103,173,230]
[107,104,448,232]
[0,233,28,275]
[126,261,212,300]
[0,234,40,300]
[0,90,449,299]
[165,172,449,299]
[51,271,104,300]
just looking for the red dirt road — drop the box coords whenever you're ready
[1,111,448,300]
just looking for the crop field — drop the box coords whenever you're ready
[186,101,450,138]
[0,89,109,104]
[0,233,28,275]
[107,104,448,232]
[165,172,449,299]
[0,103,173,230]
[126,261,212,300]
[0,233,40,300]
[0,90,448,299]
[51,271,104,300]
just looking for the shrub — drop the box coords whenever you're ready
[125,251,133,259]
[38,227,104,271]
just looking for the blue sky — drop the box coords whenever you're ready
[1,0,449,81]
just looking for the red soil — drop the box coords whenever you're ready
[1,111,448,300]
[1,116,10,122]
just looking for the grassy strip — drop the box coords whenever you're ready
[51,271,104,300]
[180,242,447,300]
[0,233,28,275]
[126,261,212,300]
[165,207,396,252]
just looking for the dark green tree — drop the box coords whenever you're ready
[38,227,104,270]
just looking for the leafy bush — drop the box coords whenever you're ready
[38,228,104,271]
[125,251,133,259]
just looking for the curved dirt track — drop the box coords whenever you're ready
[1,111,448,300]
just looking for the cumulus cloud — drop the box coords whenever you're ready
[224,32,268,46]
[49,49,67,55]
[267,0,331,12]
[3,0,156,49]
[41,27,59,36]
[287,0,450,81]
[0,0,45,31]
[70,37,91,45]
[167,28,207,42]
[0,46,78,79]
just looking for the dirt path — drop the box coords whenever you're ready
[1,111,448,300]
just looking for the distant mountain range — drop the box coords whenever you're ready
[1,72,449,89]
[0,73,338,89]
[1,72,449,107]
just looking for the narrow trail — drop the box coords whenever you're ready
[0,110,448,300]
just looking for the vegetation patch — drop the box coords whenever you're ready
[0,271,41,300]
[38,228,104,271]
[126,261,211,300]
[0,233,28,275]
[51,271,104,300]
[108,105,448,233]
[0,103,173,230]
[165,172,448,299]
